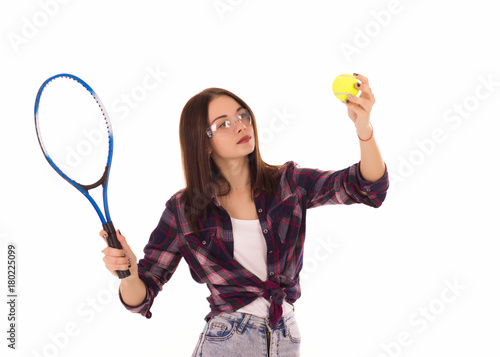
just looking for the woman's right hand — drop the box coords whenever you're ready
[100,229,138,279]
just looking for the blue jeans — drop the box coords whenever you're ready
[191,309,301,356]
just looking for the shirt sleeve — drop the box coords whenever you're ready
[119,196,182,318]
[287,160,389,209]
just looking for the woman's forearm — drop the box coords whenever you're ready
[119,275,147,307]
[356,123,385,183]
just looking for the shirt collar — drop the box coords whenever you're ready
[208,182,222,207]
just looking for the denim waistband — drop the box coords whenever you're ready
[213,308,295,331]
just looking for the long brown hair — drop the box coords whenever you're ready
[179,88,282,237]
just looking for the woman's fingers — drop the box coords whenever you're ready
[344,73,376,125]
[354,73,369,86]
[346,95,371,111]
[99,228,135,277]
[101,245,126,257]
[99,229,107,241]
[100,229,128,257]
[115,230,136,261]
[357,82,374,99]
[102,254,131,272]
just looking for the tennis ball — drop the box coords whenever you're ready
[332,73,359,102]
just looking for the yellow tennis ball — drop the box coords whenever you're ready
[332,73,359,102]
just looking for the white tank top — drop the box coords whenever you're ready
[230,217,294,318]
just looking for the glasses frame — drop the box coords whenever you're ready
[206,108,252,138]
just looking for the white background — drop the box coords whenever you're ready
[1,0,499,356]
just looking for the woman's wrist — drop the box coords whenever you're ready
[356,122,373,141]
[120,270,139,285]
[119,273,147,307]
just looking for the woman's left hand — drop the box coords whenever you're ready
[345,73,375,130]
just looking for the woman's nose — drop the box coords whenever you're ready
[234,119,247,133]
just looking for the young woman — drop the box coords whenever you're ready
[101,73,389,356]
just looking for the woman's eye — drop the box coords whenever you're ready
[238,111,249,119]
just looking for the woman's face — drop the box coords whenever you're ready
[207,95,255,160]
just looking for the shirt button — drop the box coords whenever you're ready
[263,229,268,234]
[202,240,207,245]
[258,208,263,213]
[365,188,371,192]
[269,250,273,254]
[270,272,274,276]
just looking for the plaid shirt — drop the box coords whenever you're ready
[120,160,389,328]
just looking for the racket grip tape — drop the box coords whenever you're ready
[103,221,131,279]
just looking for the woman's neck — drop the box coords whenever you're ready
[212,156,251,192]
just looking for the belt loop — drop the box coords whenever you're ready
[282,316,288,337]
[283,311,292,337]
[264,316,274,333]
[236,313,251,334]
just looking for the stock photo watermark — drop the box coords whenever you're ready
[59,64,168,171]
[258,106,295,153]
[389,73,499,191]
[340,0,405,63]
[2,233,19,350]
[30,278,120,357]
[212,0,244,21]
[372,277,467,357]
[110,65,169,120]
[7,0,71,53]
[6,243,18,350]
[300,233,342,282]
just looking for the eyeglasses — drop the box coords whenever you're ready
[206,108,252,138]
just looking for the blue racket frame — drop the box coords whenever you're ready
[34,73,130,278]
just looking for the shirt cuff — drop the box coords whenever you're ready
[118,277,153,319]
[356,161,389,191]
[352,161,389,207]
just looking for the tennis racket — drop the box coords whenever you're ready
[34,73,130,279]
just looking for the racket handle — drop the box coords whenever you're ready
[103,221,131,279]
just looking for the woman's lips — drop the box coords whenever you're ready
[237,135,251,144]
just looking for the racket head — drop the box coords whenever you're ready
[34,74,130,279]
[34,73,114,223]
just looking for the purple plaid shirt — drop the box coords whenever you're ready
[120,160,389,328]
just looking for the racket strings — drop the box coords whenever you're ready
[36,76,113,187]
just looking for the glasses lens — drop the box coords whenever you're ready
[238,109,251,124]
[209,109,251,137]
